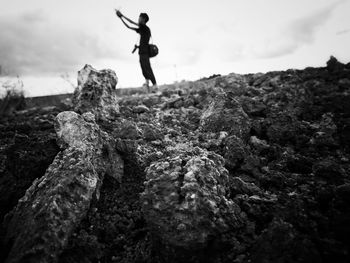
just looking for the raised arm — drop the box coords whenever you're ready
[120,17,138,31]
[121,14,138,26]
[116,9,138,29]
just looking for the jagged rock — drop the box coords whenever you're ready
[214,73,250,96]
[265,113,303,146]
[132,104,150,114]
[249,136,269,152]
[249,219,320,263]
[241,97,267,117]
[55,111,102,150]
[310,113,338,147]
[138,122,163,141]
[2,58,350,263]
[285,154,313,174]
[327,56,344,73]
[221,135,248,170]
[141,146,245,257]
[0,119,59,223]
[56,111,123,181]
[338,78,350,89]
[240,155,262,178]
[73,64,119,121]
[142,94,161,108]
[230,177,262,196]
[199,88,251,139]
[3,111,123,263]
[55,111,123,181]
[161,94,184,109]
[113,119,143,140]
[198,131,227,151]
[183,95,196,108]
[312,159,345,184]
[3,148,100,263]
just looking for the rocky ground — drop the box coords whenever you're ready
[0,57,350,263]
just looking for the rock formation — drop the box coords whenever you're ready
[73,64,119,121]
[1,57,350,263]
[199,88,251,140]
[141,145,246,256]
[2,67,123,263]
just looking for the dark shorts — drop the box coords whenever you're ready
[139,54,156,85]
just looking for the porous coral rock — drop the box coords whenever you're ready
[3,111,123,263]
[141,146,246,252]
[3,147,100,263]
[199,88,251,140]
[73,64,119,121]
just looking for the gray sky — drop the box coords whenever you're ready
[0,0,349,96]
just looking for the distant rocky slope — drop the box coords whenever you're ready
[1,57,350,263]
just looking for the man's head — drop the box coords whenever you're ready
[138,13,149,25]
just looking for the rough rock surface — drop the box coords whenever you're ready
[1,57,350,263]
[73,64,119,121]
[2,111,123,263]
[141,145,245,256]
[55,111,124,182]
[249,219,321,263]
[199,88,251,140]
[0,107,61,223]
[3,148,100,263]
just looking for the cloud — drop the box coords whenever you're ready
[336,29,350,35]
[253,0,344,59]
[0,10,123,76]
[177,23,245,64]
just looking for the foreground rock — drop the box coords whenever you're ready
[141,145,246,260]
[73,64,119,121]
[3,111,123,263]
[55,111,123,182]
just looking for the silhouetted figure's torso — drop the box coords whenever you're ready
[136,24,151,54]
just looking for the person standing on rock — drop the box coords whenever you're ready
[116,10,157,93]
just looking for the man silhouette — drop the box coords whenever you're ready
[116,10,157,92]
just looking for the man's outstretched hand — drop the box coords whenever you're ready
[116,9,123,18]
[115,9,138,30]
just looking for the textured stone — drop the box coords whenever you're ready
[141,146,245,252]
[132,104,150,114]
[230,177,262,196]
[242,97,267,117]
[221,135,248,170]
[199,88,251,139]
[249,136,269,152]
[327,56,345,73]
[2,58,350,263]
[3,148,99,263]
[3,111,123,263]
[310,113,338,147]
[113,119,143,140]
[73,64,119,121]
[249,219,320,263]
[55,111,102,151]
[312,159,345,184]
